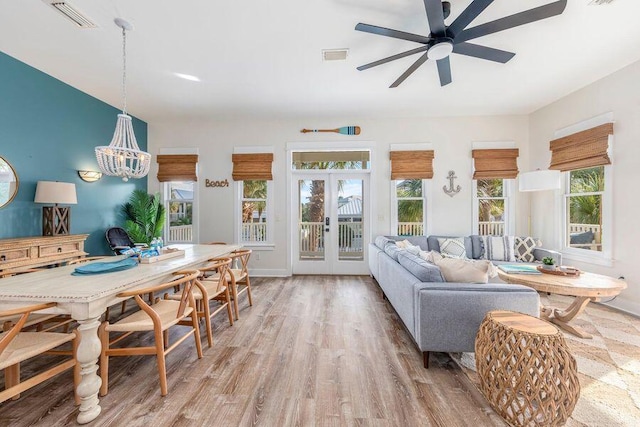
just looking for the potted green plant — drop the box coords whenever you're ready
[541,256,556,271]
[121,189,165,246]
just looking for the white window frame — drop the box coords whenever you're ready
[233,146,275,249]
[471,142,516,236]
[236,179,274,247]
[472,179,514,236]
[390,179,431,236]
[553,113,613,266]
[162,181,199,244]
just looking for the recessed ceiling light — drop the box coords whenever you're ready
[174,73,201,82]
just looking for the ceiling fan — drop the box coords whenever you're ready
[355,0,567,87]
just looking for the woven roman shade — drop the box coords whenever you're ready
[389,151,435,180]
[156,155,198,182]
[549,123,613,171]
[472,149,519,179]
[232,153,273,181]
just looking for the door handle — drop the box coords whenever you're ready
[325,217,330,232]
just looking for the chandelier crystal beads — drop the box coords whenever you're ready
[95,18,150,182]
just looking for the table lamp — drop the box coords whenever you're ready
[34,181,77,236]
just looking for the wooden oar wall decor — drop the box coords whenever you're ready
[301,126,361,135]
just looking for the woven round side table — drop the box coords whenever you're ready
[475,310,580,427]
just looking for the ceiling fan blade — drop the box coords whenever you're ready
[423,0,446,36]
[436,57,452,86]
[453,42,515,63]
[447,0,494,37]
[390,52,429,88]
[357,46,429,71]
[457,0,567,43]
[355,23,431,44]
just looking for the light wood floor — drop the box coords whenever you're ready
[0,276,505,426]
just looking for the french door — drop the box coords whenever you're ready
[292,173,369,275]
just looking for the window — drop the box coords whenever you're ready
[474,179,511,236]
[393,179,425,236]
[239,180,272,244]
[564,166,604,252]
[165,181,196,243]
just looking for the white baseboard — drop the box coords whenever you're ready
[599,298,640,318]
[248,268,290,277]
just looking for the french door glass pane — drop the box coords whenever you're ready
[337,179,364,261]
[299,179,325,260]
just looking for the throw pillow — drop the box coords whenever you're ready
[396,239,421,255]
[437,237,467,259]
[434,257,494,283]
[514,236,541,263]
[480,236,516,262]
[419,250,443,264]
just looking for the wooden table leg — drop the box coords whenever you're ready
[547,296,594,339]
[75,317,103,424]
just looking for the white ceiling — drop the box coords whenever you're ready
[1,1,640,122]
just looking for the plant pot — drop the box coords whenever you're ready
[541,264,556,271]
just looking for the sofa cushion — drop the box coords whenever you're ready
[514,236,541,263]
[480,236,516,262]
[374,236,395,250]
[470,235,484,259]
[437,237,468,259]
[427,236,473,258]
[434,257,495,283]
[384,243,404,262]
[398,252,444,283]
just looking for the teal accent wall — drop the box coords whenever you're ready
[0,51,148,255]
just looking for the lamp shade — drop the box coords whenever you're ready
[518,170,561,192]
[34,181,77,204]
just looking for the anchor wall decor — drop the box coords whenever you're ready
[443,170,461,197]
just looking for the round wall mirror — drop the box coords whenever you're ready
[0,156,19,209]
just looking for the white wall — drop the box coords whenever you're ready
[149,115,530,275]
[529,59,640,315]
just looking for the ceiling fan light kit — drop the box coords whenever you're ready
[355,0,568,87]
[427,40,453,60]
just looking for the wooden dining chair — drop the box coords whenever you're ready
[226,249,253,320]
[166,259,234,348]
[0,302,80,404]
[0,269,73,333]
[98,270,203,397]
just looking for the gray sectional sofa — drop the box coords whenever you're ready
[368,235,559,368]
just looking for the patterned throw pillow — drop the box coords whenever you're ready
[480,236,516,262]
[437,237,467,259]
[514,236,541,263]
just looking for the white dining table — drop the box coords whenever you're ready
[0,243,239,424]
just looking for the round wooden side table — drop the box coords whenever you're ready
[475,311,580,427]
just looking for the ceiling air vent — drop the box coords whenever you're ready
[43,1,98,28]
[322,49,349,62]
[588,0,616,5]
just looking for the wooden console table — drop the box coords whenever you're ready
[0,234,88,272]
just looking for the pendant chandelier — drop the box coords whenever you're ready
[95,18,150,182]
